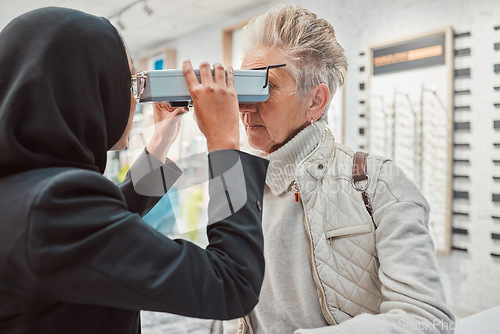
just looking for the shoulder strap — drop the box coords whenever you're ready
[352,152,374,218]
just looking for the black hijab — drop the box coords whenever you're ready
[0,7,131,175]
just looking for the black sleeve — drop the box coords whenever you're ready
[27,150,268,320]
[118,148,183,216]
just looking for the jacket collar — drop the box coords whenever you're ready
[261,120,327,196]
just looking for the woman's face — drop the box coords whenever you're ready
[239,46,309,153]
[110,54,137,151]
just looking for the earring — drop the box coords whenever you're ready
[310,119,314,126]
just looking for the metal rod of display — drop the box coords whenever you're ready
[402,92,421,188]
[366,94,386,156]
[419,84,425,191]
[416,96,423,190]
[391,88,397,160]
[394,90,422,186]
[375,97,388,158]
[404,93,420,188]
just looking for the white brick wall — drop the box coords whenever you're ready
[134,0,500,319]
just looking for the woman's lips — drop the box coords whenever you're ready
[246,125,263,133]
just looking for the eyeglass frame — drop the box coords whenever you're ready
[131,71,147,100]
[249,63,286,89]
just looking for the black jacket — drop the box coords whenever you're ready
[0,150,269,333]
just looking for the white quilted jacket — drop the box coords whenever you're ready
[236,126,454,334]
[297,128,386,324]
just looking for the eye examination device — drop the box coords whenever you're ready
[138,68,273,107]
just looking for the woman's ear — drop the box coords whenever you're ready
[307,83,330,122]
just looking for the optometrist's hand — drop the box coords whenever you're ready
[182,60,239,152]
[147,102,188,162]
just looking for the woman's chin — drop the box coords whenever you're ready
[248,138,269,153]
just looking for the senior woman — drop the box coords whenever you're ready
[223,4,455,334]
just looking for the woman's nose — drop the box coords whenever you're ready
[239,102,257,113]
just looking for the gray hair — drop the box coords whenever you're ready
[242,3,348,119]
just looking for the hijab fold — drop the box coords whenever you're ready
[0,7,130,174]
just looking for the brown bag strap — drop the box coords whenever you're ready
[352,152,374,218]
[353,152,368,183]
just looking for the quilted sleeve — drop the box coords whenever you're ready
[295,161,455,334]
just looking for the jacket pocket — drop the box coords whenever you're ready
[325,223,374,239]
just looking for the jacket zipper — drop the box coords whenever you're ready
[291,181,300,202]
[240,315,252,334]
[295,178,338,326]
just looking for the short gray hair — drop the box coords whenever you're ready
[242,3,348,118]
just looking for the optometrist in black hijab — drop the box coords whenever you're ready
[0,7,269,334]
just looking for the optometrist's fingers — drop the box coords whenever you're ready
[182,59,200,90]
[198,61,213,84]
[154,102,189,116]
[226,66,234,88]
[183,60,239,152]
[213,63,226,86]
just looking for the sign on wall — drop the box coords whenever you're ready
[367,28,454,253]
[372,33,445,75]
